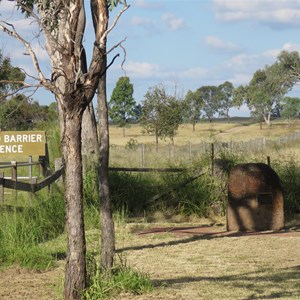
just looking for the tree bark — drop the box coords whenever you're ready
[82,102,99,173]
[97,56,115,270]
[1,0,126,297]
[62,112,86,300]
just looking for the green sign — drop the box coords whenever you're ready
[0,131,46,156]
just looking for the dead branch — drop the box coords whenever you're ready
[99,53,120,77]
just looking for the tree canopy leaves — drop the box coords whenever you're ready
[233,58,294,125]
[0,52,25,95]
[109,76,136,130]
[140,84,182,144]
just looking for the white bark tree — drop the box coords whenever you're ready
[0,1,129,299]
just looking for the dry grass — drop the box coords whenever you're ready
[1,218,300,300]
[116,219,300,300]
[1,120,300,299]
[110,120,300,146]
[109,120,300,168]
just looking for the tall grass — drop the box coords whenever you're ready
[107,146,300,219]
[83,254,153,299]
[272,158,300,216]
[0,185,65,269]
[108,152,230,218]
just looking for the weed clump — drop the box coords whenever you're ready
[84,255,153,299]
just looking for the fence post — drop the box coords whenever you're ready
[267,156,271,166]
[141,144,145,168]
[11,161,17,181]
[55,157,64,184]
[29,177,37,199]
[29,155,33,179]
[11,161,18,204]
[39,156,47,177]
[0,172,4,203]
[211,143,215,175]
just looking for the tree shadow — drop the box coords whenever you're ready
[151,267,300,299]
[117,225,298,253]
[116,234,203,253]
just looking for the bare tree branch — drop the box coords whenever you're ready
[99,0,130,47]
[119,42,127,73]
[107,36,127,54]
[0,21,57,95]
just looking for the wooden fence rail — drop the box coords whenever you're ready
[0,158,63,202]
[0,160,190,202]
[109,167,186,173]
[0,166,64,194]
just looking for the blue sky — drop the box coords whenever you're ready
[1,0,300,116]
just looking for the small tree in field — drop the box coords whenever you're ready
[218,81,234,121]
[234,59,294,126]
[140,84,182,148]
[109,76,136,137]
[183,89,203,131]
[281,96,300,123]
[197,85,220,122]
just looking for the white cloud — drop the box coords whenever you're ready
[180,67,208,79]
[282,42,300,52]
[213,0,300,28]
[123,61,209,83]
[161,13,185,31]
[133,0,164,10]
[219,42,300,86]
[204,35,240,52]
[130,16,160,35]
[124,61,164,78]
[131,15,157,30]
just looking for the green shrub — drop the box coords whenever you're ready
[108,155,229,218]
[83,165,99,207]
[84,255,153,299]
[125,138,139,150]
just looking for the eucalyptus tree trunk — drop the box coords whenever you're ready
[61,112,86,300]
[41,1,107,298]
[97,57,115,270]
[82,102,99,172]
[1,0,127,297]
[91,0,115,269]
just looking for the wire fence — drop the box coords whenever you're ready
[109,131,300,168]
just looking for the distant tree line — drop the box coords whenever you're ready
[1,50,300,143]
[108,51,300,145]
[0,52,58,130]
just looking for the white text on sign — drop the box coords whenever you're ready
[0,131,46,156]
[3,134,43,143]
[0,144,23,154]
